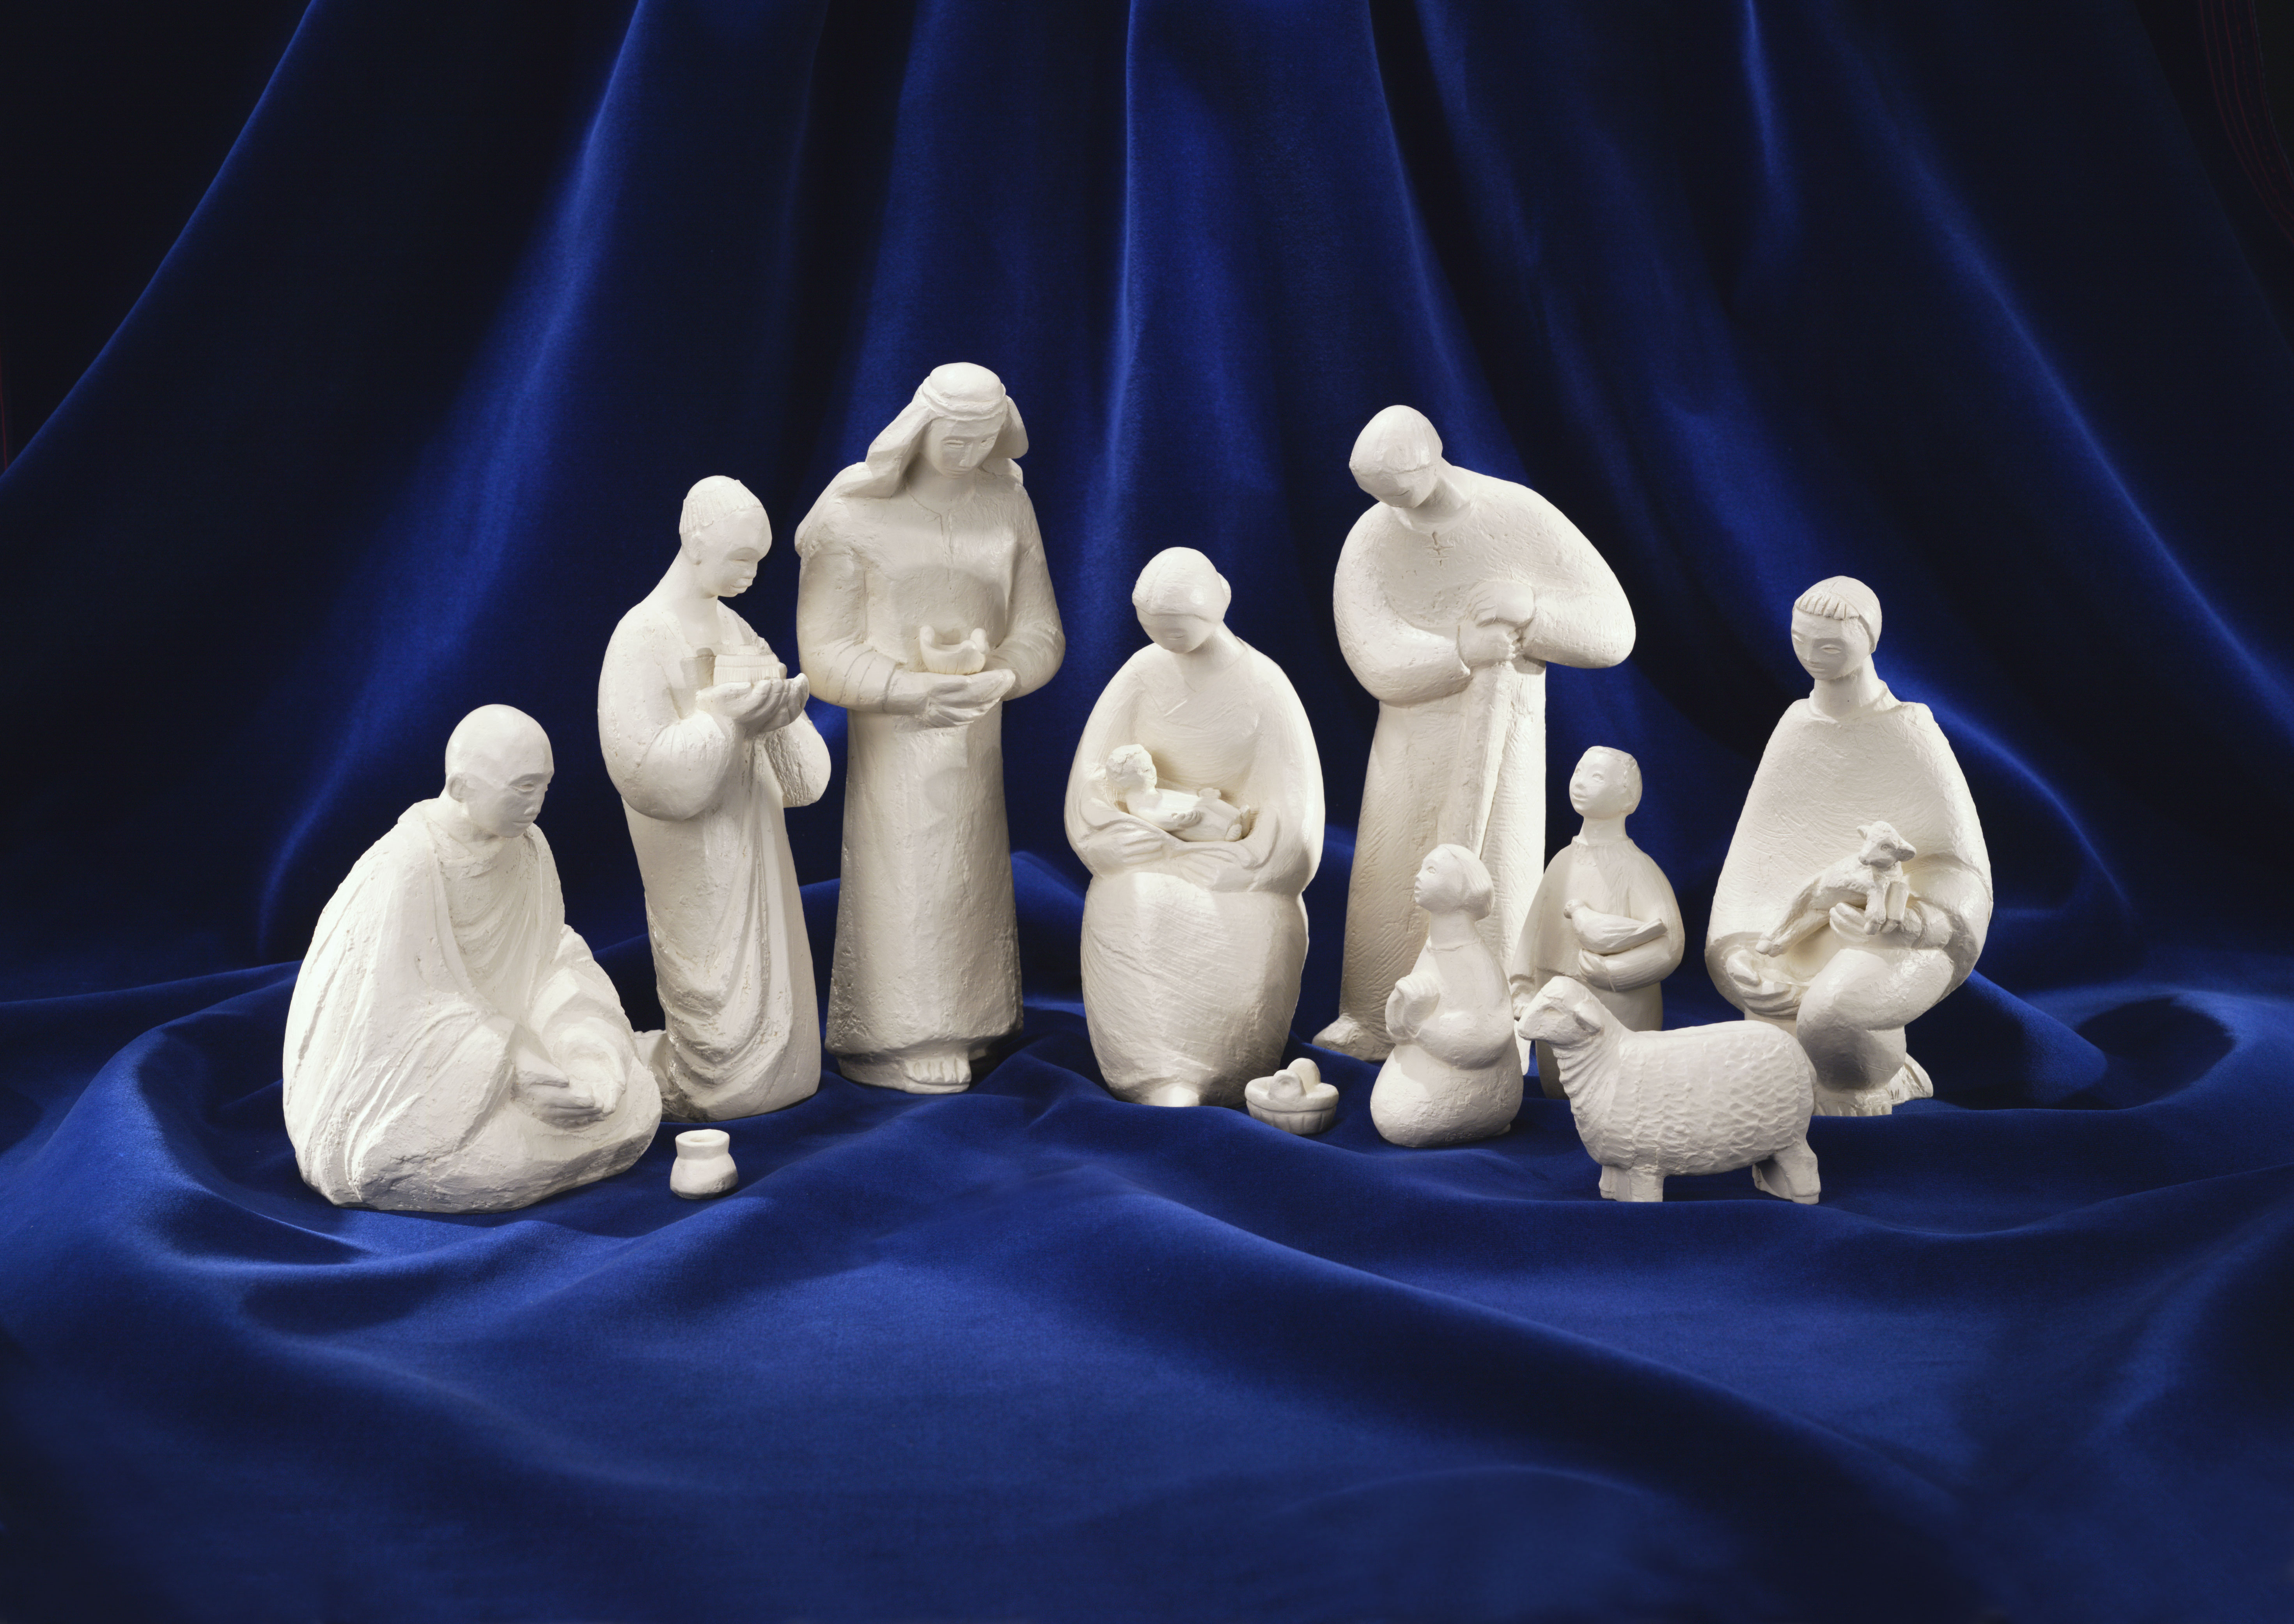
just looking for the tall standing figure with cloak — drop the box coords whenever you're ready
[599,476,831,1121]
[796,363,1065,1093]
[1315,406,1636,1062]
[1707,576,1992,1115]
[1065,549,1324,1107]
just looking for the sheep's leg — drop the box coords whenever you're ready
[1599,1164,1665,1202]
[1751,1136,1821,1204]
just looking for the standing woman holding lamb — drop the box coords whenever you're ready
[796,364,1065,1094]
[1065,550,1324,1107]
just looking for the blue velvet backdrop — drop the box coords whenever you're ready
[4,2,2293,1620]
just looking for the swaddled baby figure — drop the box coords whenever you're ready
[1756,820,1918,956]
[1103,744,1251,842]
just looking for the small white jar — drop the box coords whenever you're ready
[670,1129,738,1199]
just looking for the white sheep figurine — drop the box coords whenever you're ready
[1515,976,1821,1204]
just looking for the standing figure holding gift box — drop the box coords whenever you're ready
[795,364,1065,1094]
[599,476,830,1121]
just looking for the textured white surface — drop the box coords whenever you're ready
[283,707,660,1213]
[1245,1058,1339,1135]
[1706,580,1991,1116]
[1369,845,1523,1147]
[670,1129,739,1199]
[1066,550,1323,1107]
[600,477,828,1121]
[796,365,1064,1093]
[1518,977,1819,1204]
[1314,406,1633,1062]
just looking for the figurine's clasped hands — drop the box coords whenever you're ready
[511,1028,615,1127]
[893,667,1016,728]
[1385,971,1441,1044]
[1828,897,1936,949]
[700,673,812,735]
[1455,580,1539,670]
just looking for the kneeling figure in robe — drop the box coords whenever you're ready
[283,705,662,1212]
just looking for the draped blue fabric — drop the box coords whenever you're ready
[4,2,2292,1619]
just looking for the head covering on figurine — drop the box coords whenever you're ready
[833,363,1030,503]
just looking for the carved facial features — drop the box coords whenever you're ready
[1569,749,1638,820]
[1137,610,1216,652]
[1517,979,1599,1046]
[688,505,769,599]
[1790,610,1872,683]
[920,416,1002,478]
[1356,457,1442,511]
[450,745,555,839]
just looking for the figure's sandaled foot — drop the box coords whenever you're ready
[1313,1013,1392,1062]
[839,1051,971,1095]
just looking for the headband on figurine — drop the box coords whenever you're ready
[842,363,1030,500]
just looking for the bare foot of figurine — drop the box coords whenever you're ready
[839,1049,972,1095]
[1312,1013,1392,1061]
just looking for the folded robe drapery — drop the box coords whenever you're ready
[280,801,658,1212]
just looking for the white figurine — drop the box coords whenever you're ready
[1368,844,1523,1147]
[1508,746,1684,1097]
[599,477,831,1122]
[670,1129,739,1199]
[1315,406,1635,1062]
[1516,977,1820,1203]
[1245,1058,1340,1135]
[1707,578,1992,1116]
[795,363,1065,1094]
[1065,549,1324,1106]
[282,706,662,1213]
[1102,744,1251,842]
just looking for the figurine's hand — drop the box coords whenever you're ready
[555,1031,627,1120]
[1385,972,1442,1042]
[1094,819,1171,869]
[1575,948,1622,991]
[1831,899,1933,949]
[900,668,1015,727]
[699,676,809,735]
[514,1057,609,1128]
[1455,615,1518,669]
[1723,946,1803,1018]
[1164,845,1245,889]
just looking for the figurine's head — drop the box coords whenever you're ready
[1790,576,1882,682]
[1856,821,1917,869]
[443,705,555,838]
[1412,842,1494,918]
[1104,744,1158,796]
[909,363,1025,479]
[678,477,770,599]
[1569,746,1643,821]
[1516,976,1603,1050]
[1131,547,1232,652]
[1350,405,1446,509]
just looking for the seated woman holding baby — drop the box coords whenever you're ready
[1064,550,1323,1107]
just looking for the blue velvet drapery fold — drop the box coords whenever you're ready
[3,3,2291,1619]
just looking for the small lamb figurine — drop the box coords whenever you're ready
[1245,1057,1339,1135]
[1755,820,1917,956]
[1516,976,1821,1203]
[1369,844,1522,1147]
[1103,743,1251,843]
